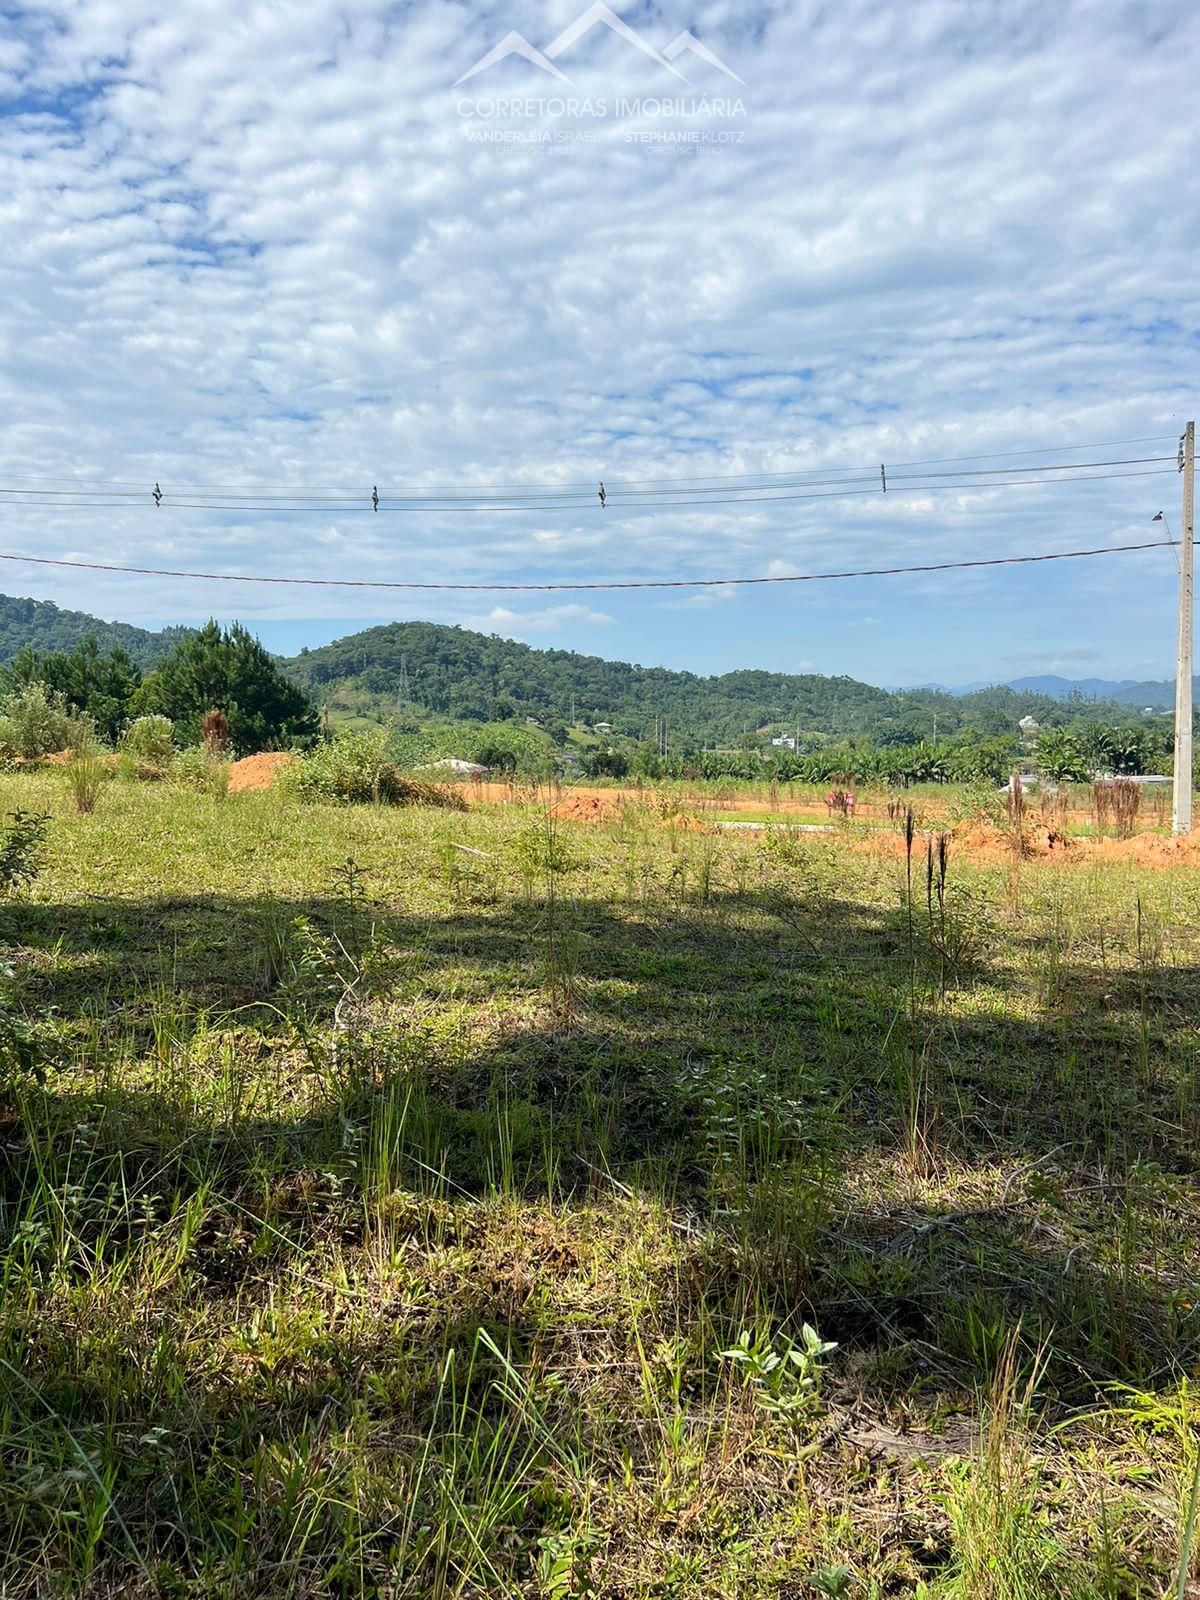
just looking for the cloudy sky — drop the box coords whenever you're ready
[0,0,1196,686]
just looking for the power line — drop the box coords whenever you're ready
[0,437,1178,499]
[0,462,1176,514]
[0,539,1173,593]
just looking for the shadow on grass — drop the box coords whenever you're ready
[2,881,1199,1592]
[3,884,1198,1386]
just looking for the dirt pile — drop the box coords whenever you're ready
[551,794,622,823]
[862,822,1075,865]
[950,823,1074,862]
[228,752,294,793]
[1084,831,1200,868]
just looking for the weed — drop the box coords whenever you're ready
[720,1323,837,1436]
[940,1339,1073,1599]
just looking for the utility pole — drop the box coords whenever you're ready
[1174,421,1195,835]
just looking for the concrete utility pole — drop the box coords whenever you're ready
[1174,421,1195,835]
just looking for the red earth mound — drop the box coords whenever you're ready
[551,794,622,823]
[228,752,294,793]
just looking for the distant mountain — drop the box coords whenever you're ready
[285,620,902,744]
[0,594,1169,746]
[941,674,1182,709]
[0,594,190,668]
[284,619,1163,747]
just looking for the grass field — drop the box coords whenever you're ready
[2,773,1200,1597]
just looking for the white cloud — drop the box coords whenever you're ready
[0,0,1194,681]
[462,601,615,637]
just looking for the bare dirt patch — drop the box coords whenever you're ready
[551,794,623,823]
[228,752,294,793]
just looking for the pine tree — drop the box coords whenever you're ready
[0,635,142,743]
[133,621,316,754]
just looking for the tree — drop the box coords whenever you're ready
[1035,727,1087,783]
[133,621,317,754]
[0,637,141,743]
[584,749,629,779]
[1106,727,1154,776]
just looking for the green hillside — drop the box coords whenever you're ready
[0,596,1170,753]
[0,594,189,668]
[284,619,1158,748]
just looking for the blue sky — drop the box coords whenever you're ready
[0,0,1196,687]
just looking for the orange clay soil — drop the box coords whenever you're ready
[861,820,1200,869]
[550,794,623,822]
[469,780,867,817]
[228,752,294,792]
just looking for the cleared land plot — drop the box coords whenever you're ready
[1,773,1199,1597]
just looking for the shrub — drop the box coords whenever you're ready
[288,731,467,809]
[171,746,232,797]
[120,714,176,771]
[0,682,92,761]
[0,811,49,892]
[584,750,630,779]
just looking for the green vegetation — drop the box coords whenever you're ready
[0,774,1197,1595]
[0,681,93,760]
[0,608,1181,786]
[0,638,141,743]
[285,729,468,808]
[0,622,316,759]
[283,618,1178,752]
[118,714,177,770]
[0,594,189,670]
[133,621,317,753]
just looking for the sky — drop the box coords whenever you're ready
[0,0,1197,688]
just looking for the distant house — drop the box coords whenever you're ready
[593,721,612,734]
[1018,715,1041,740]
[771,735,796,749]
[418,757,488,776]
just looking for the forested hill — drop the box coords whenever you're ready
[283,620,1151,746]
[0,595,189,667]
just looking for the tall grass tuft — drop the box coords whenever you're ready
[942,1336,1074,1599]
[64,737,106,813]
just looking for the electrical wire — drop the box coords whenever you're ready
[0,539,1174,593]
[0,435,1179,498]
[0,463,1176,513]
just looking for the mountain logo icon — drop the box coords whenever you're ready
[454,4,745,88]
